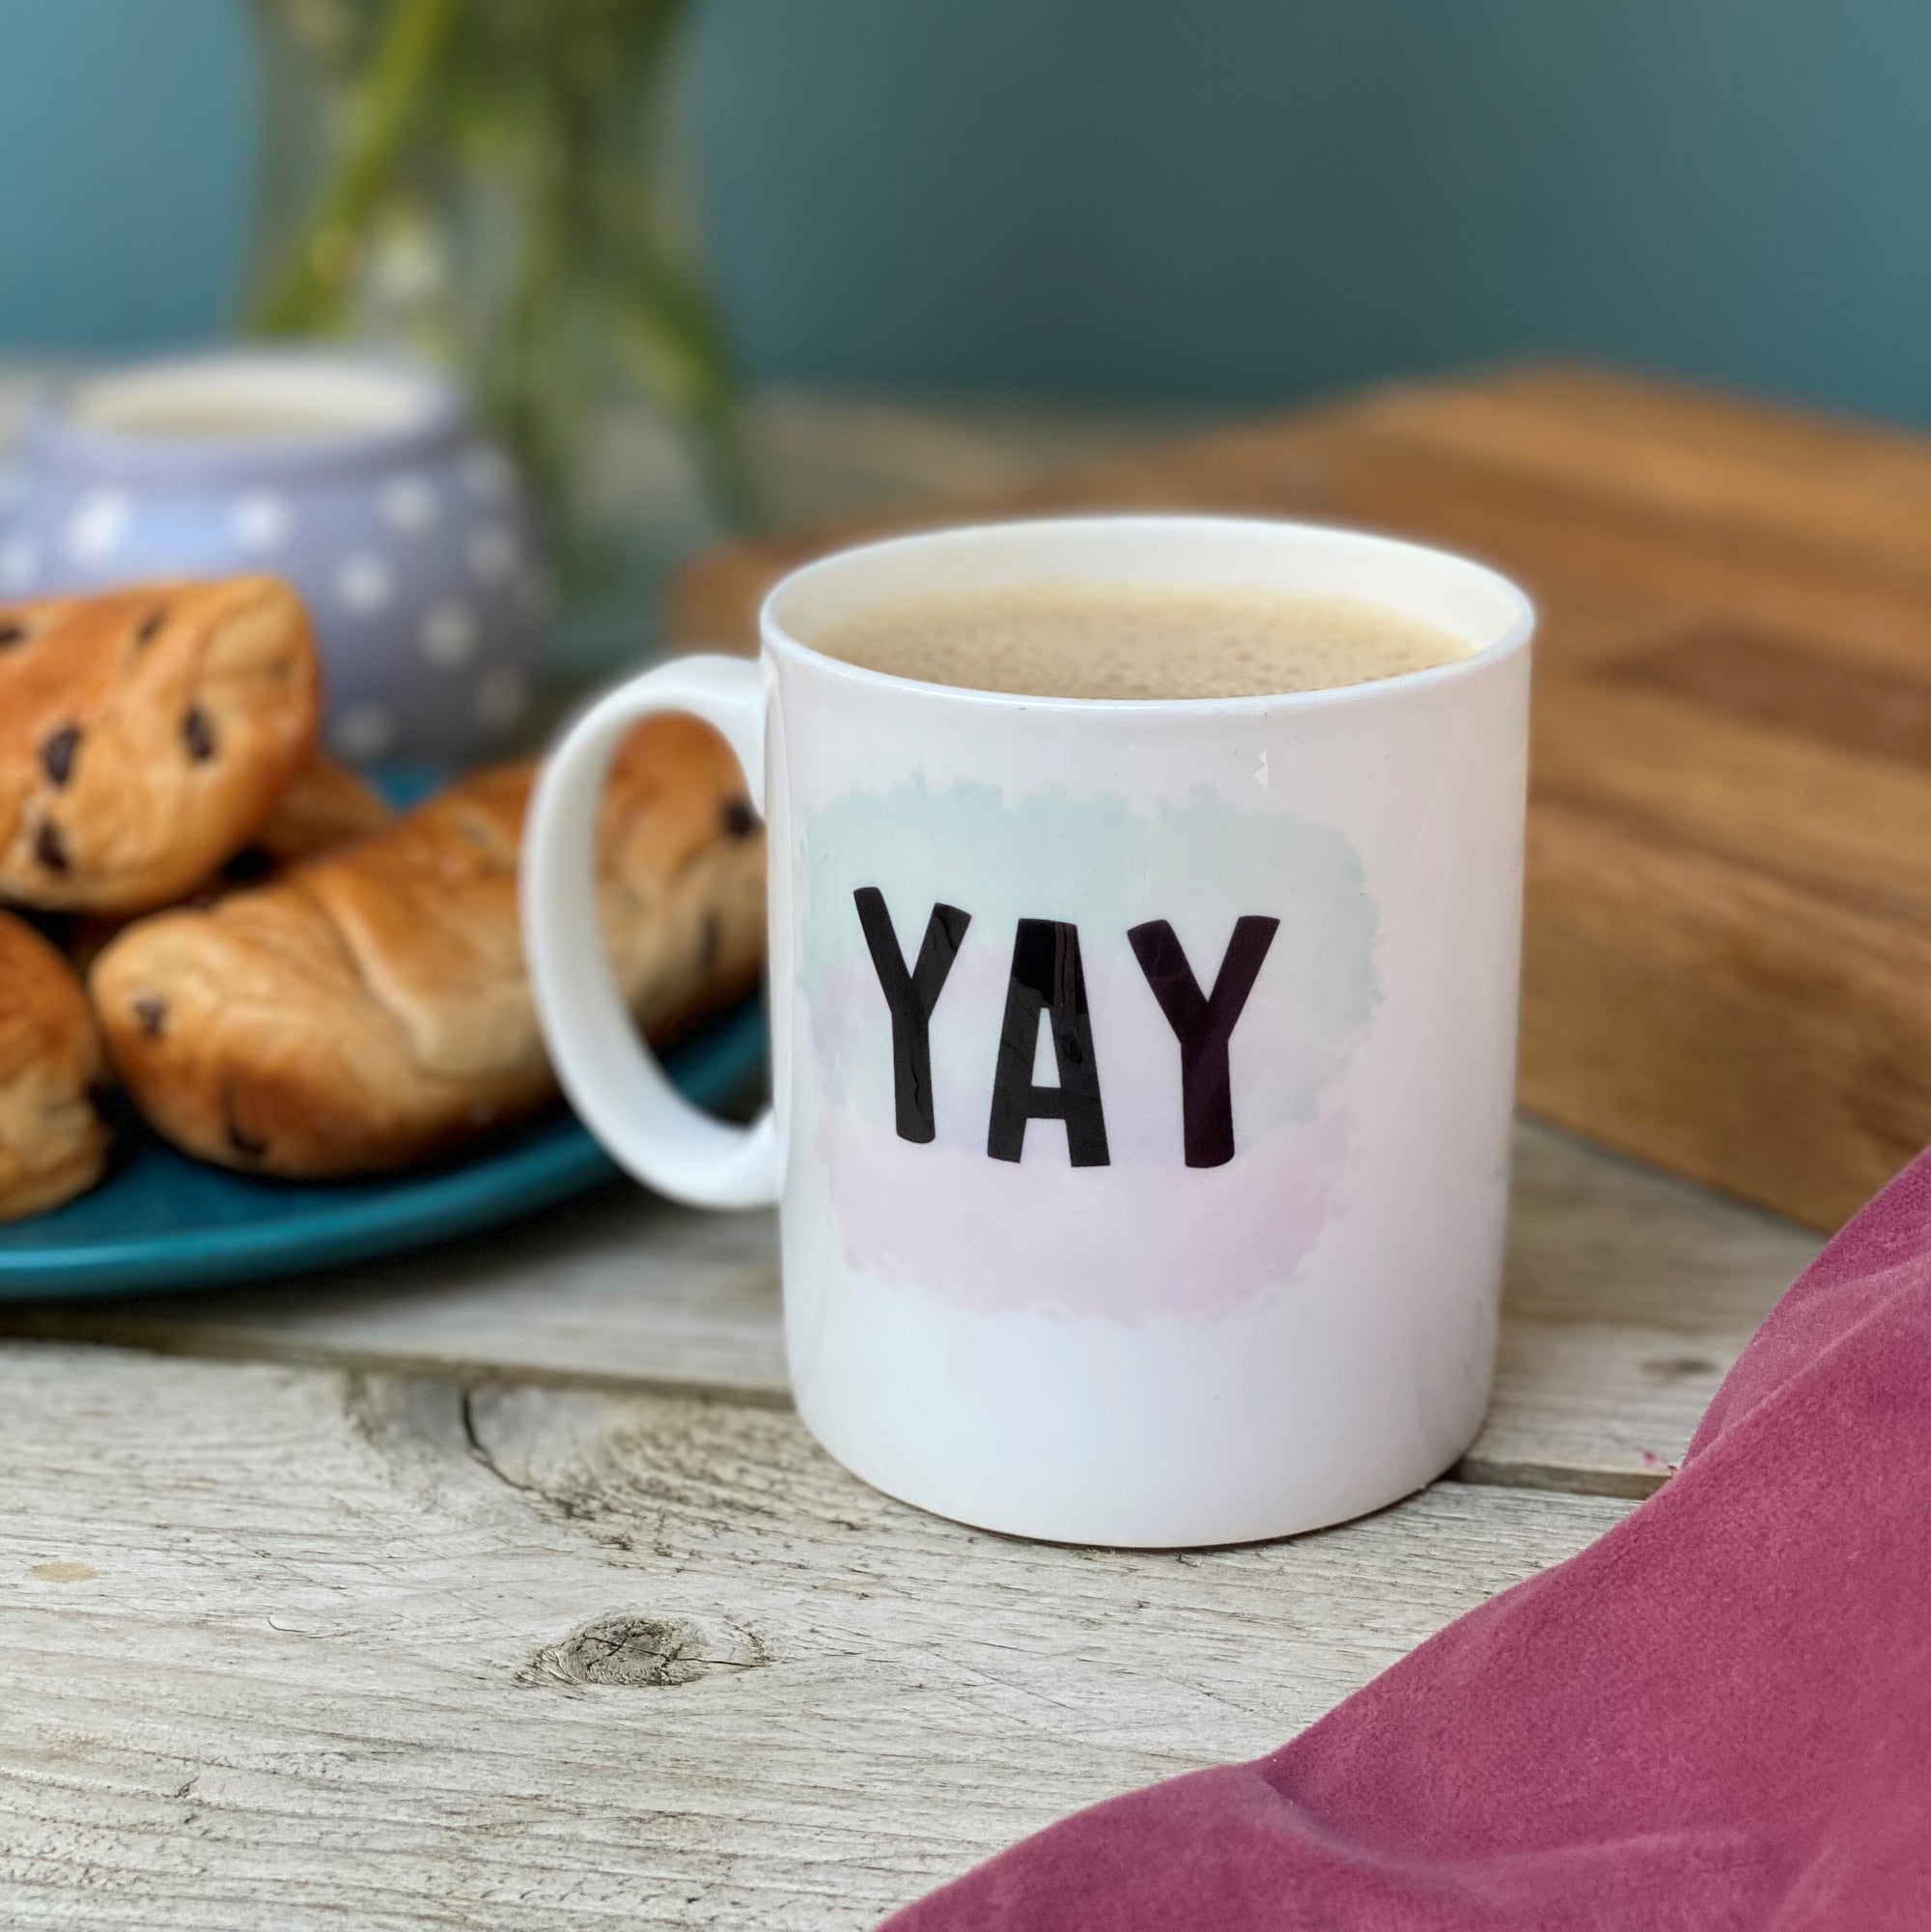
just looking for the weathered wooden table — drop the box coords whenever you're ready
[0,396,1824,1930]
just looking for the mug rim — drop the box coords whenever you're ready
[23,348,470,487]
[759,513,1535,715]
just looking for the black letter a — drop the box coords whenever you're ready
[854,888,971,1142]
[1128,916,1279,1167]
[987,920,1110,1167]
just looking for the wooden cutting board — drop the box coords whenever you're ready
[668,363,1931,1230]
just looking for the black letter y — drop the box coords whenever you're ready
[854,888,971,1143]
[1128,916,1278,1167]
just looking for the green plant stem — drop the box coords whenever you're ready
[246,0,758,530]
[252,0,460,335]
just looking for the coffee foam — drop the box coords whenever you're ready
[809,580,1470,701]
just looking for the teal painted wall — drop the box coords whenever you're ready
[0,1,254,350]
[3,0,1928,421]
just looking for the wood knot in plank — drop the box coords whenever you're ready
[519,1613,770,1690]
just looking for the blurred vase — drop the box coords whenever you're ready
[0,350,546,764]
[246,0,752,681]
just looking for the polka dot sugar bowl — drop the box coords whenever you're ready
[0,351,549,763]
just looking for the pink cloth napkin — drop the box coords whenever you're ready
[885,1148,1931,1930]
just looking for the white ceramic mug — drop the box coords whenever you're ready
[523,517,1533,1547]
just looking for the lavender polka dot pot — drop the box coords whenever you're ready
[0,351,550,765]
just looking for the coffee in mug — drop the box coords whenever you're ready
[811,580,1470,700]
[523,517,1533,1548]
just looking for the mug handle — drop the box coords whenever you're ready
[522,654,781,1210]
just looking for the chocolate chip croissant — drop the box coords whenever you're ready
[90,715,765,1178]
[0,911,109,1220]
[0,578,319,915]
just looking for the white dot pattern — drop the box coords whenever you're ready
[381,474,438,535]
[15,434,546,754]
[419,601,479,667]
[232,491,291,552]
[336,554,394,616]
[332,701,398,760]
[64,489,133,565]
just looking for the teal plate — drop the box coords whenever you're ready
[0,998,766,1302]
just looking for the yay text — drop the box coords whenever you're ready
[854,887,1279,1169]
